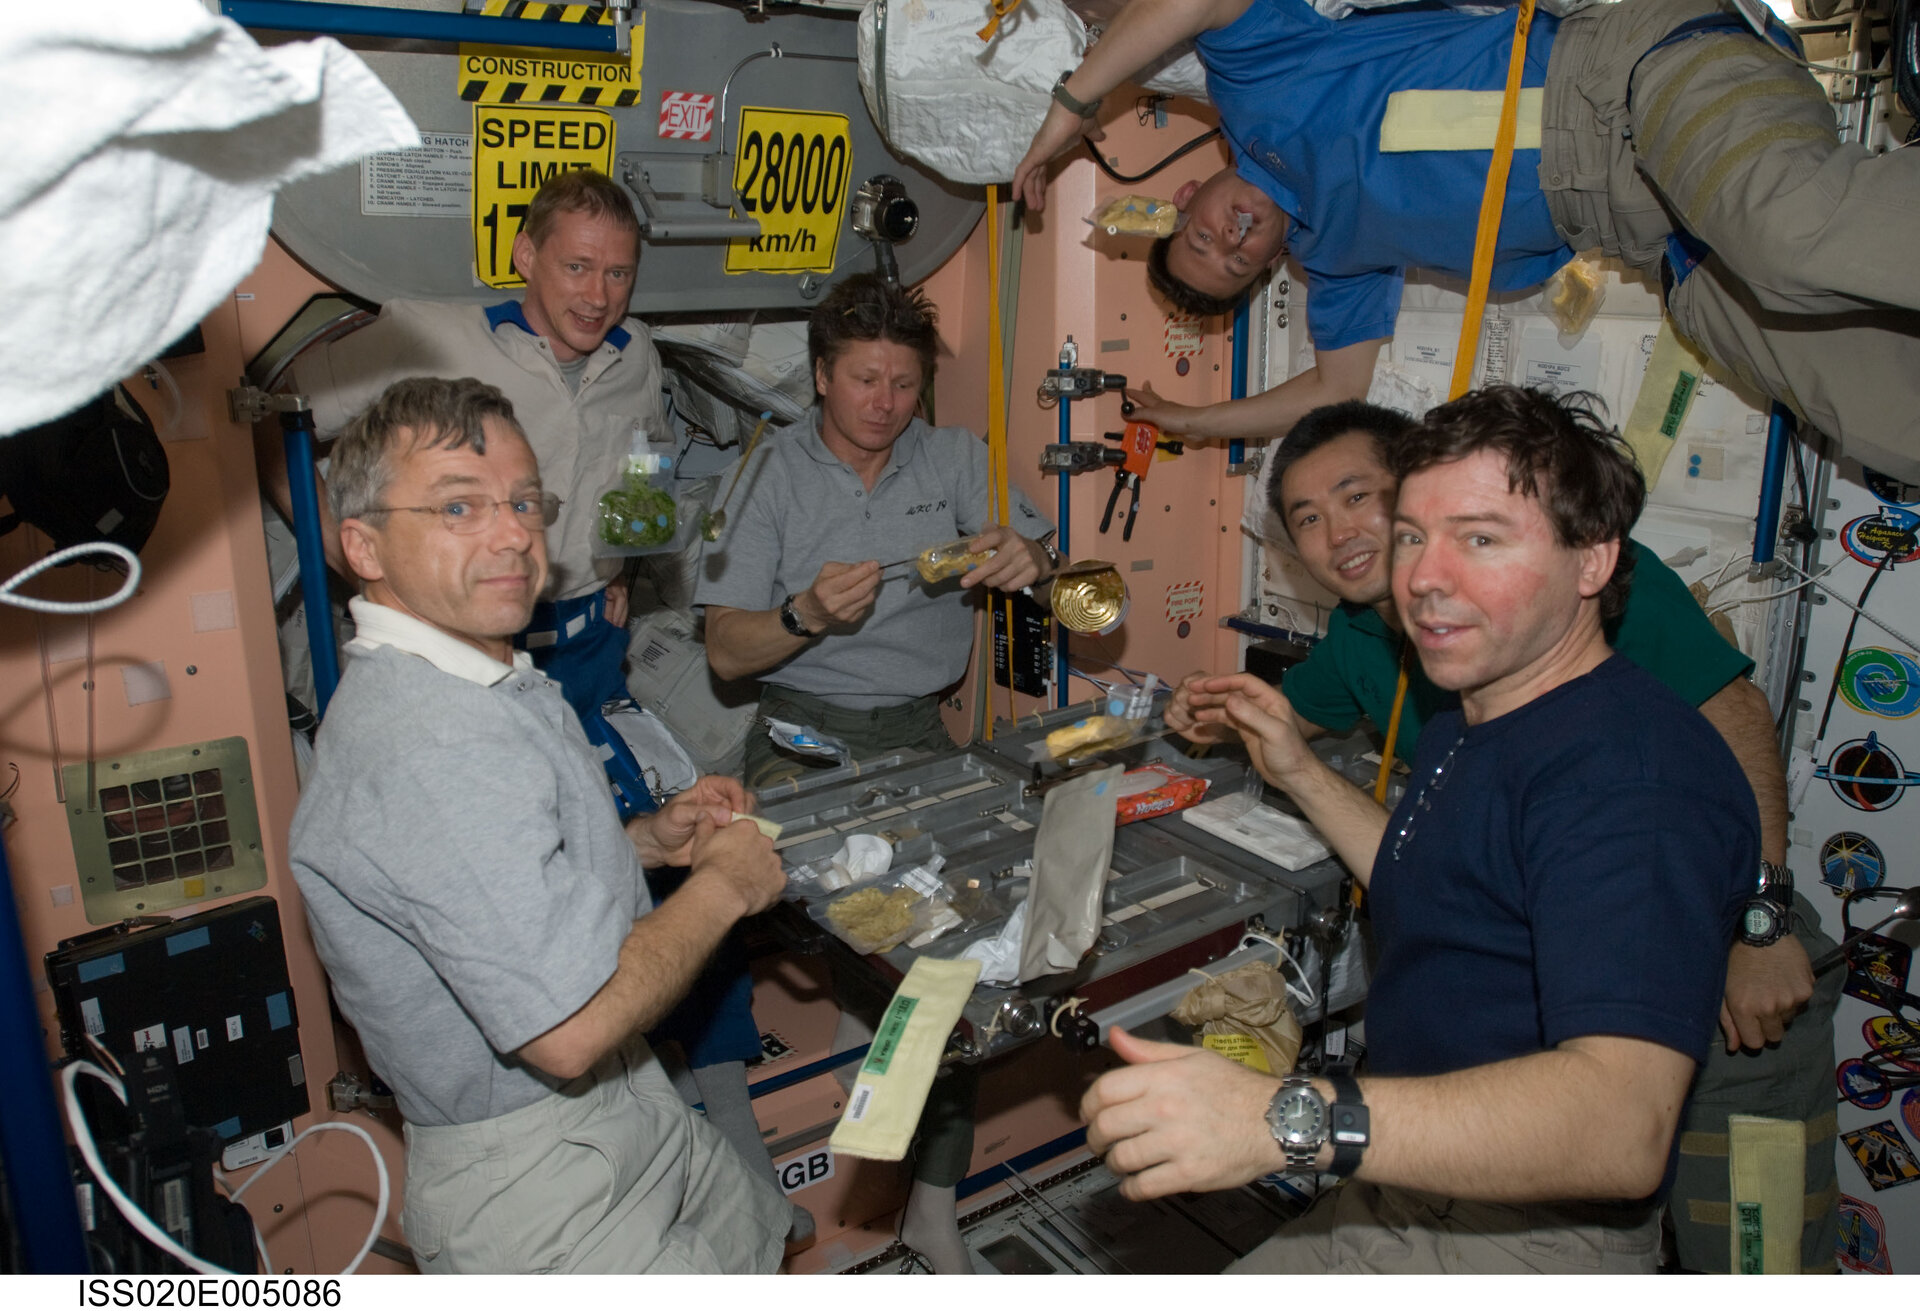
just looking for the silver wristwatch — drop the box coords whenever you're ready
[1265,1075,1329,1173]
[1266,1070,1369,1177]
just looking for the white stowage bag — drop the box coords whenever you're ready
[0,3,417,434]
[857,0,1207,186]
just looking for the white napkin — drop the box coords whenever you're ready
[0,3,418,433]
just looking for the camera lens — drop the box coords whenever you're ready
[879,196,919,242]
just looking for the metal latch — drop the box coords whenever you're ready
[227,384,311,425]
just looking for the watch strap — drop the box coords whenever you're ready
[779,594,815,638]
[1052,71,1103,118]
[1322,1067,1370,1179]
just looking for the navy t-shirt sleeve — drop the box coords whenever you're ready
[1521,775,1752,1064]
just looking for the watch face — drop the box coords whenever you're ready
[1274,1091,1325,1144]
[1743,903,1780,937]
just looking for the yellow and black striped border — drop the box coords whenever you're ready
[459,2,640,107]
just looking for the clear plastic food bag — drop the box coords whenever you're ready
[1087,194,1179,238]
[595,441,697,556]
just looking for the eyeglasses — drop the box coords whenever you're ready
[1390,734,1464,862]
[371,492,561,535]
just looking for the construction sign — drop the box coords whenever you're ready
[458,3,643,108]
[472,106,616,289]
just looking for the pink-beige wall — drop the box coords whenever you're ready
[927,101,1246,735]
[0,243,409,1275]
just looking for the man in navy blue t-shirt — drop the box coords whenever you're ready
[1080,385,1755,1273]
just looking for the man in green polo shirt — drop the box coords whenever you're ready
[1170,398,1839,1272]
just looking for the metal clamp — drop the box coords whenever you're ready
[226,384,311,425]
[1039,367,1128,404]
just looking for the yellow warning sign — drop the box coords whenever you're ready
[458,4,643,108]
[725,107,851,276]
[471,105,616,290]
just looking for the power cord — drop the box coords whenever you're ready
[63,1060,391,1276]
[1087,128,1223,186]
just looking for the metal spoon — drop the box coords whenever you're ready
[700,410,775,542]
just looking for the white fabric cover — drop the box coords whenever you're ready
[0,3,417,434]
[857,0,1206,186]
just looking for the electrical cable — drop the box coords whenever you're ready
[3,542,142,614]
[1086,128,1222,185]
[1812,550,1896,745]
[1706,558,1844,617]
[62,1061,390,1276]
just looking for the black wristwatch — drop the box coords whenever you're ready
[1740,859,1794,948]
[1265,1068,1368,1177]
[778,593,816,638]
[1052,70,1103,118]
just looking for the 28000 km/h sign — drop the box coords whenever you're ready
[726,107,850,276]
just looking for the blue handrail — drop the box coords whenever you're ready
[220,0,620,53]
[0,837,90,1272]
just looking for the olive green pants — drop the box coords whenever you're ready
[745,686,954,790]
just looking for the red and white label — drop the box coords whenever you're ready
[657,91,714,142]
[1164,314,1204,359]
[1165,580,1205,623]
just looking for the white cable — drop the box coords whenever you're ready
[1706,559,1843,617]
[1698,551,1753,601]
[2,542,141,614]
[63,1061,390,1276]
[229,1121,390,1276]
[1239,929,1316,1010]
[1786,559,1920,653]
[65,1061,227,1275]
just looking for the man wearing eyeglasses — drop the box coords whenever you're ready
[259,169,666,817]
[289,376,791,1273]
[1082,385,1758,1273]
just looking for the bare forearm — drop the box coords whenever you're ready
[1060,0,1248,105]
[1349,1040,1691,1200]
[517,876,743,1079]
[1270,755,1388,886]
[703,605,811,682]
[1696,677,1786,863]
[1161,342,1386,443]
[1093,1033,1694,1204]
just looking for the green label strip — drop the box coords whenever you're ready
[862,994,919,1076]
[1737,1200,1764,1274]
[1660,370,1699,439]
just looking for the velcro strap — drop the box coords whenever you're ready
[1379,88,1543,153]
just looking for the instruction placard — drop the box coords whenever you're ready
[725,107,850,276]
[457,4,642,107]
[471,106,616,289]
[361,132,472,217]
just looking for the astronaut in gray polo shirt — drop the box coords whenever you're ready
[697,273,1057,790]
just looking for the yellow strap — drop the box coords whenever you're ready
[1372,657,1410,805]
[977,0,1026,42]
[1447,0,1538,402]
[983,186,1015,737]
